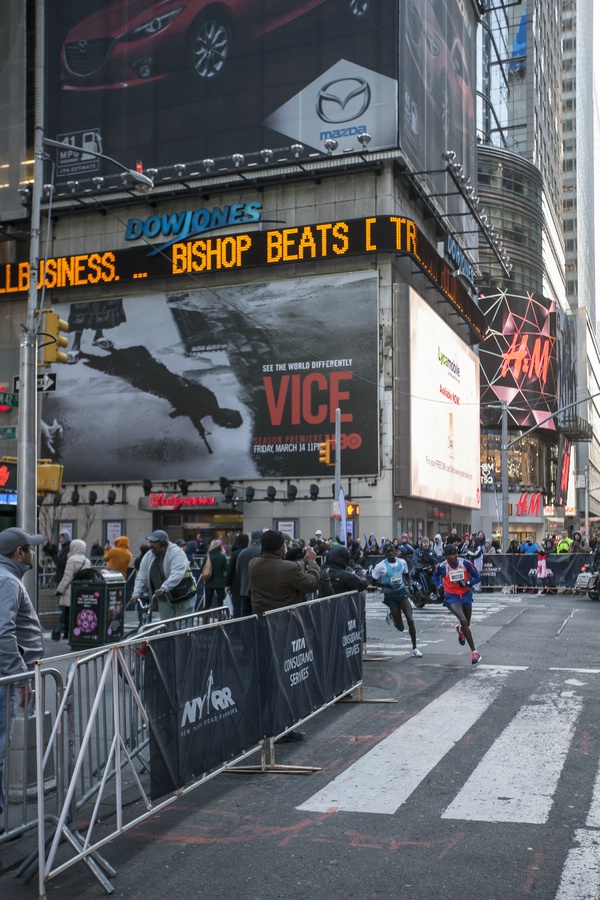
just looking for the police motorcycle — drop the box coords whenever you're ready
[574,548,600,601]
[409,558,444,608]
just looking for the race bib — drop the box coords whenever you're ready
[449,567,466,584]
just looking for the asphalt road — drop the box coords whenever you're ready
[2,589,600,899]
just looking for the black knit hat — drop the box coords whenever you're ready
[261,529,285,553]
[444,544,458,556]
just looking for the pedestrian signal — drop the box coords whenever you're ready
[346,503,360,518]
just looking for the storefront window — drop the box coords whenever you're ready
[481,430,547,492]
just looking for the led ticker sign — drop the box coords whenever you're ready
[0,215,487,340]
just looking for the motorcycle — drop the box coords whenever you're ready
[574,558,600,600]
[409,561,444,608]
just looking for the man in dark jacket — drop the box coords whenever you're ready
[319,545,368,596]
[249,530,320,615]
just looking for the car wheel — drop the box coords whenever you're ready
[190,14,232,80]
[349,0,370,16]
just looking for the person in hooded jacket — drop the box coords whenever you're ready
[318,545,369,597]
[432,534,445,559]
[103,535,132,578]
[55,539,91,639]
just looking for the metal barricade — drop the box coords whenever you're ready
[0,668,63,849]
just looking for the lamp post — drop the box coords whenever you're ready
[500,392,600,551]
[16,0,153,597]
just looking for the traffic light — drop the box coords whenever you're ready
[41,310,69,366]
[318,441,332,465]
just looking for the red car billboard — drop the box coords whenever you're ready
[46,0,398,186]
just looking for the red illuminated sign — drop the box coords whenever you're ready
[149,493,217,510]
[515,492,542,517]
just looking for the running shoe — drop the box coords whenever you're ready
[411,648,423,658]
[456,624,466,646]
[471,651,482,666]
[386,611,392,626]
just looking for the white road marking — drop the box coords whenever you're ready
[586,762,600,828]
[555,830,600,900]
[297,667,511,815]
[442,684,582,824]
[550,668,600,675]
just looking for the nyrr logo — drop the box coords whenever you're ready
[181,670,236,729]
[125,201,262,256]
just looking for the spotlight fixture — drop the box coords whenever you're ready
[245,486,255,503]
[224,485,234,503]
[232,154,245,167]
[309,484,319,501]
[71,489,80,505]
[442,149,457,162]
[203,158,215,172]
[219,476,232,493]
[107,490,116,505]
[357,132,372,149]
[88,490,97,506]
[174,163,186,177]
[260,148,274,163]
[146,168,158,178]
[178,479,190,496]
[142,478,153,496]
[42,184,54,197]
[291,143,304,158]
[266,486,276,502]
[92,177,105,189]
[323,138,338,154]
[287,484,298,502]
[67,181,80,193]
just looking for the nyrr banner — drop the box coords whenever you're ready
[144,619,262,800]
[261,591,363,739]
[481,554,589,589]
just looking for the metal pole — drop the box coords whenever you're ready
[17,0,44,598]
[501,401,509,552]
[334,408,341,502]
[585,465,589,541]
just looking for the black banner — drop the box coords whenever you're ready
[145,591,363,799]
[481,554,590,589]
[145,619,262,800]
[261,591,363,739]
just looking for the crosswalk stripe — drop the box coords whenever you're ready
[586,764,600,828]
[442,684,582,824]
[555,830,600,900]
[297,667,511,815]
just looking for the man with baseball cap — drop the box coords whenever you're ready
[249,530,320,616]
[0,527,45,833]
[131,529,195,623]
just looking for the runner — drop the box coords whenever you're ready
[372,544,423,658]
[432,544,482,665]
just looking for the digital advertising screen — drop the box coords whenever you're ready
[400,0,478,224]
[478,290,558,430]
[40,271,379,482]
[45,0,399,188]
[409,288,481,508]
[0,1,27,222]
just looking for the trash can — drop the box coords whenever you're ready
[69,569,126,648]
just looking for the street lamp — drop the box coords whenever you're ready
[500,392,600,551]
[16,3,154,599]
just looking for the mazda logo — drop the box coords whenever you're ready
[77,40,88,53]
[316,78,371,124]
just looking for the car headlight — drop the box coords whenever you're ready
[122,7,184,41]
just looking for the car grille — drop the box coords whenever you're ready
[64,39,113,77]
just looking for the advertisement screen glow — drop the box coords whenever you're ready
[409,289,480,508]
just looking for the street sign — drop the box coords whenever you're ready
[13,373,57,393]
[0,391,18,408]
[0,427,17,440]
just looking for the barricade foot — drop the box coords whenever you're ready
[337,684,397,704]
[225,739,321,775]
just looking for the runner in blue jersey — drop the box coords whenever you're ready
[372,544,423,658]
